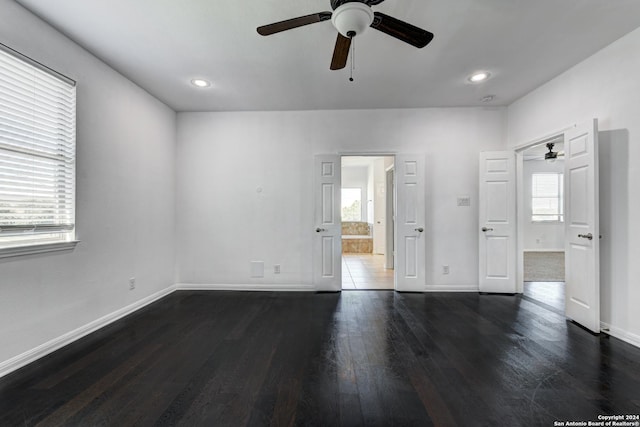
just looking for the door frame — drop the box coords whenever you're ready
[338,152,397,290]
[514,126,573,293]
[510,121,602,334]
[385,164,395,270]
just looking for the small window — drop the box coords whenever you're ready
[0,45,76,250]
[531,173,563,222]
[341,188,362,221]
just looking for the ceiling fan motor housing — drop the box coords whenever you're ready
[331,2,374,37]
[330,0,385,9]
[545,142,558,161]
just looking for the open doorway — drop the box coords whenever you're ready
[341,156,395,290]
[518,136,566,311]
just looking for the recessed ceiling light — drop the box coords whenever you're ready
[468,71,491,83]
[191,78,211,88]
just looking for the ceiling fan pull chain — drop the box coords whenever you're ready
[349,35,355,82]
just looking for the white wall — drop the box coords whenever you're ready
[522,159,565,251]
[0,2,176,368]
[508,27,640,344]
[176,108,507,289]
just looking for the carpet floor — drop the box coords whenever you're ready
[524,251,564,282]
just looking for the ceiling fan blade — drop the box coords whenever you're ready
[330,33,352,70]
[370,12,434,48]
[257,12,332,36]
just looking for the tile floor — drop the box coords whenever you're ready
[342,253,394,290]
[523,281,565,312]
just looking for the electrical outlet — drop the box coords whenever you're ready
[129,277,136,290]
[274,264,281,274]
[443,265,450,275]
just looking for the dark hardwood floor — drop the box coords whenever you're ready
[1,291,639,426]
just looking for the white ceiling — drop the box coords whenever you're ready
[15,0,640,112]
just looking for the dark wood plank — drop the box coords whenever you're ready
[1,290,640,426]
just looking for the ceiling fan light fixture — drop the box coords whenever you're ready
[331,2,374,38]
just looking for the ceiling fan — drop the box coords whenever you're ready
[523,142,566,162]
[544,142,565,163]
[257,0,434,70]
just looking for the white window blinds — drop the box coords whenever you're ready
[0,44,76,248]
[531,173,563,222]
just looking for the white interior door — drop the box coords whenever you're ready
[479,151,517,293]
[373,166,386,255]
[395,154,426,292]
[385,167,395,270]
[564,119,600,332]
[313,155,341,292]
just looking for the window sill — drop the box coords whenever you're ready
[0,241,79,259]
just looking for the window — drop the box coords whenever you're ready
[0,44,76,253]
[531,173,563,222]
[341,188,362,221]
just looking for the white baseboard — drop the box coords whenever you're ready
[423,284,479,292]
[0,286,176,379]
[600,322,640,349]
[175,283,315,292]
[523,249,564,252]
[176,283,481,293]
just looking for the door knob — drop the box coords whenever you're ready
[482,227,494,232]
[415,227,424,233]
[316,228,327,233]
[578,233,593,240]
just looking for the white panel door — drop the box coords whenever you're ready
[395,154,426,292]
[479,151,516,293]
[385,168,395,270]
[373,178,386,254]
[565,120,600,332]
[313,155,341,292]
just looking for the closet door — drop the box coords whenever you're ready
[479,151,516,293]
[313,155,341,292]
[395,154,426,292]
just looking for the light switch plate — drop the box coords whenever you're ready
[457,196,471,207]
